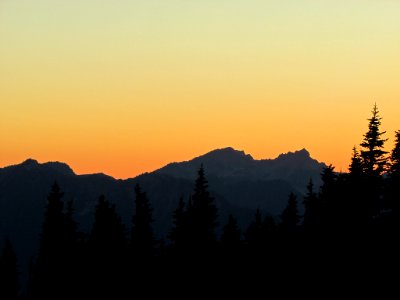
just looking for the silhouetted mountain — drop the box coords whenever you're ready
[155,147,324,192]
[0,147,325,282]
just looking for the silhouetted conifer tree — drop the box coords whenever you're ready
[245,208,265,250]
[319,165,338,229]
[221,214,241,252]
[190,165,218,252]
[303,179,320,229]
[389,130,400,213]
[349,147,363,177]
[360,104,388,177]
[343,147,370,227]
[0,238,19,300]
[280,193,300,232]
[132,184,154,257]
[32,182,77,300]
[169,196,187,251]
[91,195,126,249]
[89,195,126,298]
[359,105,388,217]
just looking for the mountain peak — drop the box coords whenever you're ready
[5,159,75,176]
[201,147,254,161]
[295,148,310,157]
[276,148,311,160]
[21,159,39,166]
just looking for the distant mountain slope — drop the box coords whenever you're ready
[155,147,324,192]
[0,148,325,274]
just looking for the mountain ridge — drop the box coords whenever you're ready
[0,146,326,276]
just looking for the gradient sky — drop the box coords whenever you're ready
[1,0,399,178]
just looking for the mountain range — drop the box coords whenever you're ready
[0,147,325,266]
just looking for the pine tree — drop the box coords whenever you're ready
[91,195,126,251]
[280,193,300,231]
[39,182,65,259]
[389,130,400,213]
[190,165,218,251]
[349,147,363,177]
[0,238,19,300]
[89,195,126,298]
[245,208,264,250]
[221,214,241,251]
[169,196,187,250]
[389,130,400,178]
[303,179,320,229]
[319,165,338,228]
[131,184,154,256]
[360,104,388,177]
[32,182,77,300]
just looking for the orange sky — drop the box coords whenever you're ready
[1,1,399,178]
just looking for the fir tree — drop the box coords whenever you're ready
[221,214,241,251]
[32,182,77,300]
[89,195,126,298]
[169,196,187,250]
[349,147,363,177]
[245,208,264,250]
[389,130,400,178]
[190,165,218,250]
[303,179,320,228]
[91,195,126,250]
[280,193,300,231]
[319,165,338,228]
[131,184,154,256]
[360,104,388,177]
[389,130,400,213]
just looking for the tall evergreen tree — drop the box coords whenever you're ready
[389,130,400,213]
[280,193,300,231]
[390,130,400,176]
[0,238,19,300]
[89,195,126,298]
[245,208,264,250]
[360,104,388,177]
[91,195,126,251]
[131,184,154,256]
[190,165,218,250]
[303,179,320,229]
[32,182,77,300]
[389,130,400,176]
[319,165,338,228]
[169,196,187,250]
[221,214,241,251]
[349,147,363,177]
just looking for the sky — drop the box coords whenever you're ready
[1,0,399,178]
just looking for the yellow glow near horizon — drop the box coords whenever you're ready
[1,1,400,178]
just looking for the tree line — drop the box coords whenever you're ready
[1,104,399,298]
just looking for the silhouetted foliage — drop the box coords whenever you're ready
[31,182,78,300]
[349,147,363,177]
[360,104,388,177]
[189,165,218,252]
[303,179,320,229]
[388,130,400,213]
[245,208,265,250]
[280,193,300,231]
[221,214,241,252]
[132,184,154,257]
[168,196,187,251]
[91,195,126,249]
[318,165,338,229]
[0,238,19,300]
[88,195,126,298]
